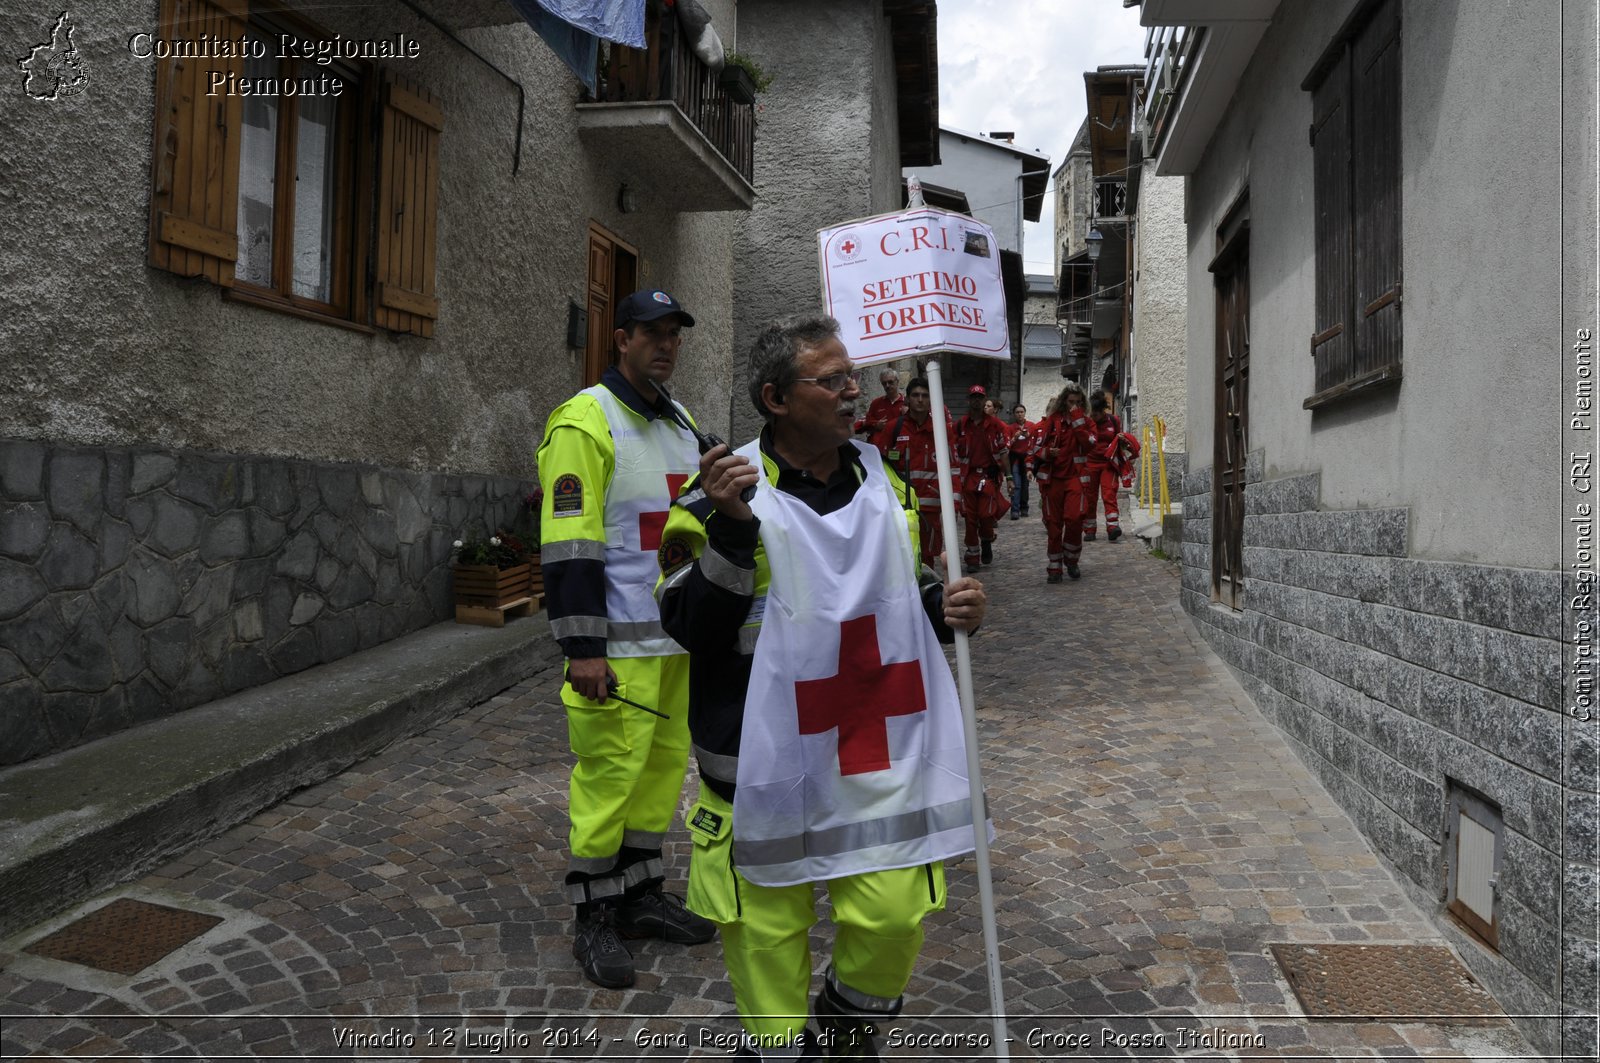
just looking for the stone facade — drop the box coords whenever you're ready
[0,438,525,765]
[1128,165,1186,452]
[1180,463,1580,1054]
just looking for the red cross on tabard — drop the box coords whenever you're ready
[639,473,689,552]
[794,614,927,776]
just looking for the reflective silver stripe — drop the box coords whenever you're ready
[551,615,607,640]
[733,797,977,867]
[700,544,754,596]
[542,538,605,563]
[694,744,739,783]
[827,966,902,1013]
[908,470,937,480]
[655,560,693,602]
[569,853,618,875]
[737,625,761,655]
[566,875,626,903]
[678,487,707,507]
[917,497,940,509]
[621,829,664,850]
[608,619,670,643]
[623,858,665,887]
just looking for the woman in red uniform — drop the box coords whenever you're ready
[1036,381,1097,582]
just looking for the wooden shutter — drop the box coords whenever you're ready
[585,227,614,387]
[147,0,246,285]
[375,73,442,337]
[1352,0,1402,378]
[1309,50,1353,395]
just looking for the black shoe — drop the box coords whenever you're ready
[980,540,993,565]
[814,984,884,1060]
[1009,511,1020,520]
[1046,571,1062,584]
[573,909,634,988]
[614,887,715,945]
[1108,527,1122,541]
[1083,532,1096,541]
[735,1031,820,1060]
[1067,564,1081,580]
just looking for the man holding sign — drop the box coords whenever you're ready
[655,315,987,1058]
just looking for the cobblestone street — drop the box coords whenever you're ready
[0,513,1544,1060]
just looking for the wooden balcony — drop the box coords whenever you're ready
[575,4,756,212]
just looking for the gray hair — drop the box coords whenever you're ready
[746,314,842,421]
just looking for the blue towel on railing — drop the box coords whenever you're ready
[510,0,645,93]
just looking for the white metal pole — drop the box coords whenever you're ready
[926,357,1010,1057]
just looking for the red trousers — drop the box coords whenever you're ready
[962,481,998,564]
[915,501,943,570]
[1082,460,1119,534]
[1041,476,1085,573]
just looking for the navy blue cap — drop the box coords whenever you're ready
[614,288,696,330]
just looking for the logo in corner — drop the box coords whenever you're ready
[19,12,89,101]
[657,534,693,577]
[834,231,863,263]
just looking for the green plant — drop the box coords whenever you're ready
[723,51,773,93]
[1148,547,1170,561]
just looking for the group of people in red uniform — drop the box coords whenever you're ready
[856,371,1139,584]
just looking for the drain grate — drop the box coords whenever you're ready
[1271,943,1507,1025]
[24,898,223,975]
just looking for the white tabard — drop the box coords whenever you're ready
[730,439,990,886]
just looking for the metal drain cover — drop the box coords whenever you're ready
[1271,943,1507,1024]
[24,898,223,975]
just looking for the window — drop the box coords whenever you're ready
[1303,0,1401,408]
[146,0,441,337]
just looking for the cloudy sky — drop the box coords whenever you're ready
[934,0,1148,274]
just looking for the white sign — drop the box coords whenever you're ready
[819,207,1010,367]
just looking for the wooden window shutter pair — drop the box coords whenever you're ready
[147,0,247,285]
[1306,0,1401,401]
[375,73,443,337]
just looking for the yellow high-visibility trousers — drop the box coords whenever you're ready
[683,788,947,1046]
[563,653,691,901]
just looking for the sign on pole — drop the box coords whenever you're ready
[819,207,1010,367]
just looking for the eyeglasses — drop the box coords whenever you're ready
[796,370,864,393]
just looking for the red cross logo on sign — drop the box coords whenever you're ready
[840,239,858,255]
[795,614,927,776]
[639,473,689,552]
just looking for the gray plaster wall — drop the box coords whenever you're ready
[1181,0,1560,569]
[0,0,738,471]
[1130,167,1187,452]
[729,0,903,442]
[905,131,1028,252]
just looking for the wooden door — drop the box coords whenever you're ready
[584,222,639,386]
[1210,200,1249,609]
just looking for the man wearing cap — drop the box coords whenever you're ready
[855,367,905,439]
[536,288,716,989]
[953,384,1009,575]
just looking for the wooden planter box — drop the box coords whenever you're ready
[453,562,534,626]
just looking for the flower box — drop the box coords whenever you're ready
[719,63,757,105]
[452,562,531,608]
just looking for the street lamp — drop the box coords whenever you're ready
[1085,225,1104,262]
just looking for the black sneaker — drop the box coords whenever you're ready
[980,540,993,565]
[1083,532,1096,541]
[1009,511,1020,520]
[1046,571,1062,584]
[1108,527,1122,541]
[614,887,716,945]
[1067,564,1081,580]
[573,909,634,988]
[814,984,884,1060]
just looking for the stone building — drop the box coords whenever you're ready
[0,0,843,765]
[725,0,938,442]
[1138,0,1594,1054]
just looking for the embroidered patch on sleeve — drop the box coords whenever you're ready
[658,534,694,577]
[552,473,584,517]
[690,807,724,835]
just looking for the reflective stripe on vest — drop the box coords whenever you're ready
[586,384,701,657]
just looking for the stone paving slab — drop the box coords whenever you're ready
[0,515,1554,1059]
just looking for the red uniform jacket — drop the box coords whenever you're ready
[1038,408,1098,487]
[856,393,906,437]
[1089,413,1123,464]
[1006,419,1035,460]
[953,414,1008,486]
[873,410,957,508]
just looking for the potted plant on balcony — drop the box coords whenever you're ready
[719,51,771,105]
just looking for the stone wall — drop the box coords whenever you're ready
[1180,460,1587,1056]
[0,439,527,765]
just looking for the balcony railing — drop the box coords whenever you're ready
[1141,23,1198,157]
[1094,177,1127,220]
[591,5,754,184]
[1059,294,1095,326]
